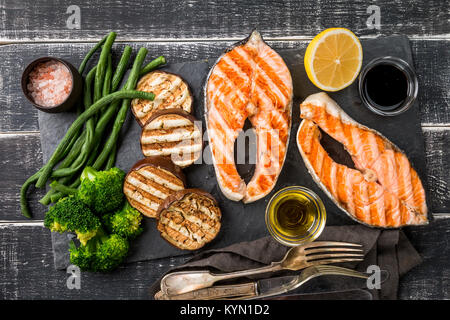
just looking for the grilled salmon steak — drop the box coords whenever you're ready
[205,30,293,203]
[297,92,428,227]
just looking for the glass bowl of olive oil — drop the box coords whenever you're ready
[265,186,326,246]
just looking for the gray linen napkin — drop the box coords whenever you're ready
[149,225,422,300]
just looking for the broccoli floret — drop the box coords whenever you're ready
[44,196,101,246]
[78,166,125,215]
[69,231,129,272]
[103,201,143,239]
[69,241,95,271]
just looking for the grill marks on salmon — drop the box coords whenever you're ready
[124,163,185,218]
[297,93,428,227]
[140,111,202,168]
[131,71,193,126]
[206,30,293,203]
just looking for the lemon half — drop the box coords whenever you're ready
[304,28,363,92]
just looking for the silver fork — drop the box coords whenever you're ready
[161,241,364,296]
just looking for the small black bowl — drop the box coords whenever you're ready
[21,57,82,113]
[358,56,418,117]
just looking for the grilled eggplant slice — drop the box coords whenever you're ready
[123,156,186,218]
[131,71,193,126]
[157,189,221,250]
[140,109,203,168]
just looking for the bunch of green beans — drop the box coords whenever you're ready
[20,32,167,218]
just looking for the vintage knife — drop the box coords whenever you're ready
[154,275,297,300]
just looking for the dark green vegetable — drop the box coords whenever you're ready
[49,180,77,196]
[78,35,107,74]
[139,55,167,76]
[43,196,102,246]
[77,166,125,214]
[94,32,116,103]
[34,89,155,189]
[104,144,117,170]
[102,201,143,239]
[20,169,43,218]
[102,54,113,97]
[111,46,132,91]
[69,231,129,272]
[93,47,148,169]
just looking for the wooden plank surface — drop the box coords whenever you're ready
[0,40,449,132]
[1,219,448,299]
[0,0,448,42]
[0,0,449,301]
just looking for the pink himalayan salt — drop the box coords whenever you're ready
[27,60,73,107]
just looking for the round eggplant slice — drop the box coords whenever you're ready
[123,156,186,218]
[157,189,222,250]
[140,109,203,168]
[131,71,193,126]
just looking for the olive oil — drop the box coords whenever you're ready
[265,186,326,246]
[273,196,315,237]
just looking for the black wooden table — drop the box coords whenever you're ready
[0,0,448,299]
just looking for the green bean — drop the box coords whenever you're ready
[35,90,155,189]
[92,46,132,138]
[104,144,117,170]
[92,47,148,169]
[51,131,87,174]
[94,32,116,103]
[49,181,77,196]
[78,35,107,74]
[20,168,44,218]
[50,176,82,204]
[139,55,167,76]
[50,192,64,204]
[111,46,132,91]
[39,189,56,206]
[102,54,113,97]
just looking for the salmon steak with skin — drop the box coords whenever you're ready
[205,30,293,203]
[297,92,428,227]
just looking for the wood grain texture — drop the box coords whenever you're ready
[0,133,46,220]
[400,220,450,299]
[1,128,448,221]
[0,39,449,132]
[0,220,447,299]
[0,0,448,42]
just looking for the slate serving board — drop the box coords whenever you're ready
[38,35,430,270]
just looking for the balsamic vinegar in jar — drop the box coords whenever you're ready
[362,64,408,111]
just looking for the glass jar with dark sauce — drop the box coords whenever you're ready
[358,56,418,116]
